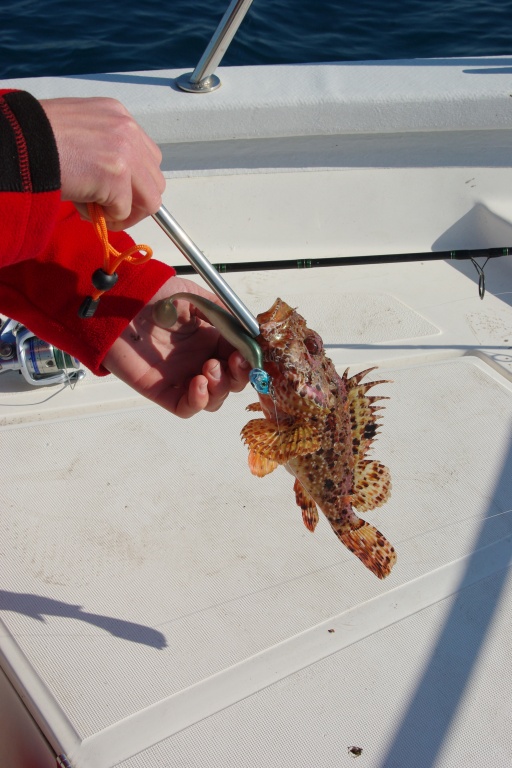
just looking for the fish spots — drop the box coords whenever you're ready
[364,422,377,439]
[245,298,395,579]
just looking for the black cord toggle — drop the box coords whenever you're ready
[91,269,118,291]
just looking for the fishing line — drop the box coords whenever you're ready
[390,507,512,550]
[0,382,72,407]
[267,378,285,455]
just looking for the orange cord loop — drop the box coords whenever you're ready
[87,202,153,301]
[78,203,154,318]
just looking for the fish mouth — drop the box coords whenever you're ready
[257,298,294,326]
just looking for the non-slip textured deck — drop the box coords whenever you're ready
[1,293,512,766]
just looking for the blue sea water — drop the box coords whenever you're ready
[1,0,512,79]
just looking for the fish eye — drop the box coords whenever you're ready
[304,335,321,355]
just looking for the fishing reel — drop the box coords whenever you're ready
[0,318,86,387]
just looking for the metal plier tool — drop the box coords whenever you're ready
[151,206,270,394]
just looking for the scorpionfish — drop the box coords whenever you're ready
[241,298,396,579]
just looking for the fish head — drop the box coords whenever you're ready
[256,298,332,411]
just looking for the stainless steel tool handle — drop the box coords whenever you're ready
[152,205,260,338]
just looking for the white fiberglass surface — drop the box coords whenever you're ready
[132,166,512,267]
[2,58,512,768]
[116,566,512,768]
[0,256,511,767]
[0,153,512,768]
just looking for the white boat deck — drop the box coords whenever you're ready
[1,59,512,767]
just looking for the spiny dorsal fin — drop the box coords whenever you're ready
[343,367,390,464]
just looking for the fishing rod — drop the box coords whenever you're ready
[171,246,511,275]
[171,246,511,300]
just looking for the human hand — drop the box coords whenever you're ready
[40,97,165,231]
[102,276,251,418]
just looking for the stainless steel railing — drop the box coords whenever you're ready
[175,0,255,93]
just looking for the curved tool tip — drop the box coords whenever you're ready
[152,298,179,328]
[152,292,264,371]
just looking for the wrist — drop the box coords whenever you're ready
[1,91,61,193]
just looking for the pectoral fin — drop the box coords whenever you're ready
[241,419,321,463]
[248,450,279,477]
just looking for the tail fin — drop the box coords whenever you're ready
[338,522,396,579]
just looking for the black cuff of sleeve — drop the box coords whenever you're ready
[0,90,61,193]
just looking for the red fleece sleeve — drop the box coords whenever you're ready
[0,203,174,374]
[0,89,175,374]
